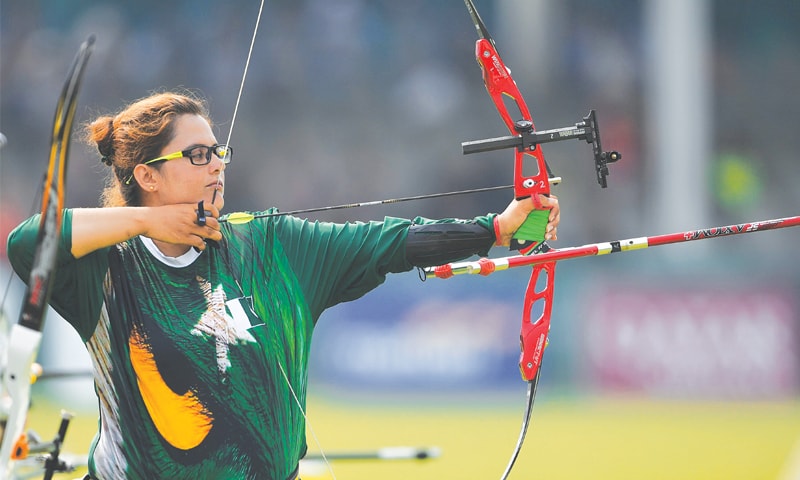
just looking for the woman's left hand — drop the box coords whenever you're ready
[495,194,560,247]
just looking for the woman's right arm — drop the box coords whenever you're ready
[70,205,222,258]
[7,209,109,338]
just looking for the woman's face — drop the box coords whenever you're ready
[149,114,226,210]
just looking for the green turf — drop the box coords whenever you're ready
[21,393,800,480]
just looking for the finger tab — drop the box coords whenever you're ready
[196,200,207,226]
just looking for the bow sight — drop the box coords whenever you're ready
[462,109,622,188]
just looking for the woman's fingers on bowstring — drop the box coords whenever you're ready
[195,203,222,234]
[147,203,222,246]
[194,203,223,244]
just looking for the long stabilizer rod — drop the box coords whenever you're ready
[426,215,800,279]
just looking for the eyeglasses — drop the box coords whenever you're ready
[125,144,233,185]
[143,143,233,167]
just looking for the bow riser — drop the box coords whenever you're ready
[474,38,550,204]
[474,37,553,257]
[468,2,554,385]
[520,261,556,382]
[0,178,62,476]
[0,328,42,470]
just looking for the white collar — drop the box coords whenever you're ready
[139,236,201,267]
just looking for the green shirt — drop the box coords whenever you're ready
[7,209,493,480]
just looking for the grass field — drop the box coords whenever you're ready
[22,391,800,480]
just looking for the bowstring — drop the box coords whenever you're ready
[276,362,337,480]
[211,0,261,206]
[223,1,262,150]
[219,2,336,477]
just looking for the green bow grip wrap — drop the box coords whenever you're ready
[512,208,549,249]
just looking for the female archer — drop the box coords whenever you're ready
[7,91,559,480]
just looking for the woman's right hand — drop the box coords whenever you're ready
[142,203,223,251]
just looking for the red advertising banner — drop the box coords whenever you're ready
[583,288,799,399]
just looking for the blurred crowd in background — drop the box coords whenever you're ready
[1,0,797,244]
[2,0,800,400]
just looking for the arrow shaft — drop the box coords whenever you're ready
[221,184,515,222]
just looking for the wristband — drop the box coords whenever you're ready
[493,215,503,246]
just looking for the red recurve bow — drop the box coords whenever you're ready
[456,2,620,478]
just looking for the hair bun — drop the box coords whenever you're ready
[96,118,116,165]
